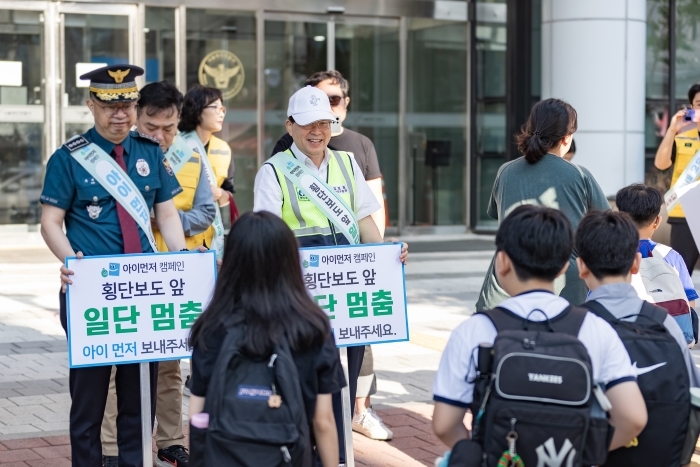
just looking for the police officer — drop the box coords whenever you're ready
[100,81,212,467]
[253,85,408,464]
[40,65,189,467]
[655,83,700,273]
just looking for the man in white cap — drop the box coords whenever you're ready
[253,85,407,465]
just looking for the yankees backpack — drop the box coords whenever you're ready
[469,306,612,467]
[194,323,312,467]
[585,300,689,467]
[632,243,690,317]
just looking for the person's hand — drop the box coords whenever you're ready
[388,238,408,264]
[669,109,688,135]
[190,245,222,271]
[61,251,83,293]
[210,185,224,201]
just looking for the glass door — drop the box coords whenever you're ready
[264,14,328,158]
[0,4,48,225]
[59,4,137,141]
[333,17,399,226]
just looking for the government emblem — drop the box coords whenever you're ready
[136,159,150,176]
[198,50,245,100]
[87,204,102,220]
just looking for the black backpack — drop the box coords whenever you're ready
[466,306,612,467]
[194,323,312,467]
[585,300,690,467]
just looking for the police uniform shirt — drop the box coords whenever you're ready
[432,291,636,408]
[40,127,182,256]
[253,142,381,221]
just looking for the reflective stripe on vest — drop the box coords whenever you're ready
[271,149,356,243]
[153,153,204,251]
[670,128,700,218]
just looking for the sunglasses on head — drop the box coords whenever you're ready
[328,95,344,106]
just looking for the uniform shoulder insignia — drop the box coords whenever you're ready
[63,135,90,152]
[131,130,160,145]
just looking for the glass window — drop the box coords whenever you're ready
[0,10,44,225]
[335,22,399,226]
[675,0,700,101]
[474,0,506,229]
[407,18,467,226]
[264,20,327,157]
[186,9,257,213]
[62,14,130,140]
[145,7,176,84]
[645,0,670,187]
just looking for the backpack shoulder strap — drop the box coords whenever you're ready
[638,300,668,325]
[582,300,617,323]
[478,305,585,336]
[553,306,588,336]
[652,243,672,259]
[477,307,525,333]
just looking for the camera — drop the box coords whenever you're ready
[684,109,700,122]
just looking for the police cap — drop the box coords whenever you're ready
[80,64,143,103]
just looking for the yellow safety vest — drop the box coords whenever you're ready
[270,149,357,246]
[202,135,232,247]
[670,127,700,218]
[153,152,209,251]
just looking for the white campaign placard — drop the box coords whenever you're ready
[679,181,700,253]
[299,243,408,347]
[65,251,217,368]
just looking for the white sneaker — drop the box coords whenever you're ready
[689,341,696,349]
[352,407,393,440]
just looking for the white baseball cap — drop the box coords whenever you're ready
[287,86,335,126]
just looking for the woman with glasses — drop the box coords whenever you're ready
[179,85,238,241]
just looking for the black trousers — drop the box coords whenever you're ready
[60,291,158,467]
[670,222,700,275]
[333,345,364,463]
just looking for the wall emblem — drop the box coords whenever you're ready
[198,50,245,100]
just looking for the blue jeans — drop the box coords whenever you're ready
[673,312,695,344]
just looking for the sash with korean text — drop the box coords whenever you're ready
[269,150,360,245]
[177,131,226,258]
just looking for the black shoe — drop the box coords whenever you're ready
[102,456,118,467]
[156,444,190,467]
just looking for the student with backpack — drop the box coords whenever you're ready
[576,209,700,467]
[187,211,345,467]
[432,205,646,467]
[615,184,698,347]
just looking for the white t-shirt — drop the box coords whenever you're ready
[253,143,380,221]
[433,291,637,407]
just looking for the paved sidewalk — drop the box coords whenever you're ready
[3,245,700,466]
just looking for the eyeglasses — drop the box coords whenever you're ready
[205,105,227,114]
[296,121,331,130]
[91,101,137,118]
[328,95,344,106]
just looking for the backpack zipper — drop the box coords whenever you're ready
[281,446,291,463]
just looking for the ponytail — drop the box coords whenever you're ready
[515,98,578,164]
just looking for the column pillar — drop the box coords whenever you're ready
[541,0,647,195]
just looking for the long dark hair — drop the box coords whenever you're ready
[189,211,331,357]
[515,98,578,163]
[178,84,223,133]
